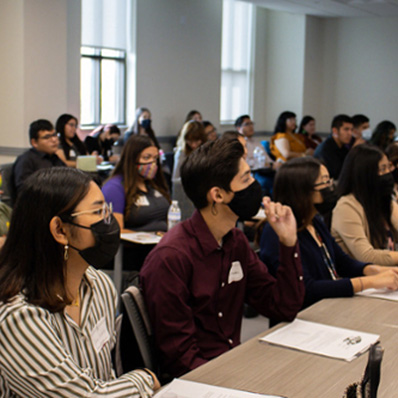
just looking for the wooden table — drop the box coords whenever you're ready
[181,296,398,397]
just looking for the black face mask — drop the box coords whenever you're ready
[314,186,338,214]
[141,119,152,130]
[379,172,395,197]
[392,168,398,184]
[69,215,120,268]
[227,180,263,220]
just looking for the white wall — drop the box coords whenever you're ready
[0,0,80,154]
[134,0,222,136]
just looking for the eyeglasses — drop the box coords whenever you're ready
[39,132,59,140]
[313,178,333,190]
[242,122,255,127]
[70,202,113,224]
[378,162,395,175]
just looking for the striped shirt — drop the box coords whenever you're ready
[0,267,154,397]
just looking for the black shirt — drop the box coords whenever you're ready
[85,133,114,161]
[314,135,349,180]
[13,148,66,192]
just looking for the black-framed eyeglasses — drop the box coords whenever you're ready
[39,132,59,140]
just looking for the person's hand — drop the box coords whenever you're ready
[96,155,103,165]
[368,269,398,290]
[363,264,395,276]
[263,197,297,247]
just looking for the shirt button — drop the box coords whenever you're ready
[228,339,233,345]
[294,252,298,258]
[299,275,303,281]
[221,282,225,288]
[218,312,223,318]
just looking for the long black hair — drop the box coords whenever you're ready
[0,168,92,312]
[273,111,296,135]
[370,121,396,151]
[55,114,87,159]
[273,157,321,230]
[127,107,160,148]
[337,144,396,248]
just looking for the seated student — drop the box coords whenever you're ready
[369,120,396,152]
[124,107,160,149]
[175,110,203,146]
[0,167,159,397]
[350,114,371,148]
[297,115,322,152]
[140,138,305,378]
[55,113,87,167]
[203,120,218,141]
[314,114,353,180]
[259,157,398,309]
[172,120,207,181]
[270,111,307,162]
[12,119,65,194]
[85,124,121,162]
[102,135,170,233]
[332,145,398,266]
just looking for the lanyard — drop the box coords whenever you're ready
[316,233,338,281]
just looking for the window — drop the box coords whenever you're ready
[220,0,255,124]
[80,47,126,126]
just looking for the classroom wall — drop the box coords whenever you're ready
[0,1,397,158]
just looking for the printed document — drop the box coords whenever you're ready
[155,379,283,398]
[260,319,379,361]
[357,288,398,302]
[121,232,163,245]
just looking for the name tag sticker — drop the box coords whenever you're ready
[91,317,110,353]
[228,261,244,284]
[135,195,150,206]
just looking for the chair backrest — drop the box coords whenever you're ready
[0,163,16,208]
[117,285,157,374]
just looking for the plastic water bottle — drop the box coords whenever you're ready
[253,146,266,169]
[168,200,181,230]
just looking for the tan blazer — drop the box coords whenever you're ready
[331,194,398,266]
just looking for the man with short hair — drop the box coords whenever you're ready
[13,119,65,193]
[314,114,353,180]
[350,114,371,148]
[140,138,304,378]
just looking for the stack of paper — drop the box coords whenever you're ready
[121,232,163,245]
[155,379,283,398]
[357,288,398,302]
[260,319,379,361]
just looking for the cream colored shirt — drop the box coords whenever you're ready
[331,194,398,266]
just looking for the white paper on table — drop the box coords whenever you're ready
[121,232,162,245]
[155,379,284,398]
[357,288,398,302]
[259,319,379,362]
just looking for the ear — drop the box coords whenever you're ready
[49,216,69,245]
[207,186,228,204]
[331,127,338,138]
[31,138,38,149]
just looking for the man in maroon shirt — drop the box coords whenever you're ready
[140,138,304,378]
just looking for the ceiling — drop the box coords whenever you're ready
[240,0,398,17]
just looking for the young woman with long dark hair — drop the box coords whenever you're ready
[332,144,398,265]
[0,167,159,396]
[259,157,398,309]
[55,114,87,167]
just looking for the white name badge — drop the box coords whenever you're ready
[228,261,244,284]
[91,317,110,353]
[154,190,162,198]
[135,195,150,206]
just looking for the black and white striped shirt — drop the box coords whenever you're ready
[0,267,154,397]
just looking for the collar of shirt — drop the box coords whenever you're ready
[187,210,234,257]
[30,147,57,160]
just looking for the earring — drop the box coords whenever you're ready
[64,244,69,261]
[211,201,218,216]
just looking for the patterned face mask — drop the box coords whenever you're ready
[136,161,158,180]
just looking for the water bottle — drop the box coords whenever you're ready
[168,200,181,230]
[253,146,265,169]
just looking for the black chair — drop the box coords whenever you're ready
[0,163,16,207]
[115,285,158,376]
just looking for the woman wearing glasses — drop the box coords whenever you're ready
[55,113,87,167]
[0,167,159,397]
[332,145,398,266]
[259,157,398,309]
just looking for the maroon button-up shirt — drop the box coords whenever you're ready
[140,210,304,378]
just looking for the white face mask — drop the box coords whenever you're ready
[361,127,372,141]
